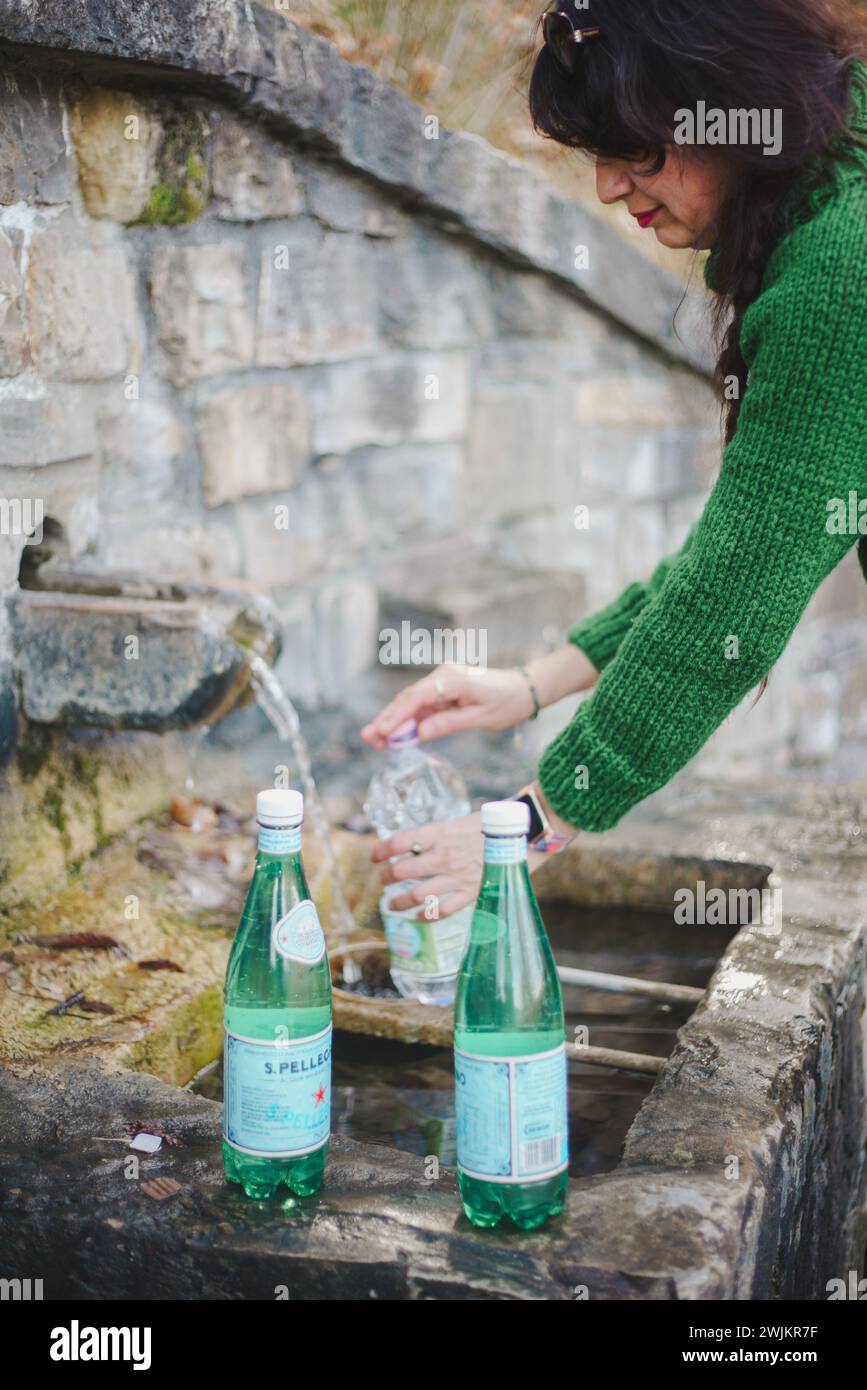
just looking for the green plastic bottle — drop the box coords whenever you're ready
[454,800,569,1230]
[222,788,332,1199]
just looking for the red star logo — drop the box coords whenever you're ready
[313,1085,326,1105]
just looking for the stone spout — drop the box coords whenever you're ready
[7,572,281,732]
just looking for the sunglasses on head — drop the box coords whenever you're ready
[542,8,601,74]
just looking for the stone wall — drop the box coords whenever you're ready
[0,0,864,803]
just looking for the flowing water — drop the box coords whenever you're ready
[248,654,357,949]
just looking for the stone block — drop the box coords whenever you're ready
[10,455,102,560]
[315,575,379,702]
[151,243,253,384]
[615,503,669,589]
[352,441,463,548]
[97,521,242,582]
[68,87,162,222]
[255,219,377,366]
[0,72,69,205]
[378,541,584,667]
[578,426,712,503]
[497,504,621,614]
[498,508,593,573]
[8,589,250,731]
[309,352,470,456]
[488,262,606,353]
[234,491,315,591]
[27,217,139,380]
[211,112,302,222]
[0,525,26,591]
[0,227,27,375]
[298,156,402,238]
[430,131,544,252]
[98,392,189,522]
[465,362,571,524]
[0,379,97,468]
[375,229,493,349]
[575,375,697,427]
[197,380,311,508]
[315,454,369,557]
[234,459,367,589]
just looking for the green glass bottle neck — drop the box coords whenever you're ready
[483,832,526,859]
[256,823,302,857]
[254,827,309,892]
[478,833,531,898]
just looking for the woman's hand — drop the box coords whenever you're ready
[372,810,485,919]
[360,647,599,750]
[371,792,573,921]
[361,664,535,749]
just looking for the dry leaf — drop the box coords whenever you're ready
[169,798,218,831]
[30,932,124,952]
[46,993,116,1017]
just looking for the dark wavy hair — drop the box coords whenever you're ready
[529,0,866,443]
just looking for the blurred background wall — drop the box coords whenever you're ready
[1,0,865,807]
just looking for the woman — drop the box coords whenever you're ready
[361,0,867,918]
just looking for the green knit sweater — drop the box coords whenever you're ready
[538,64,867,833]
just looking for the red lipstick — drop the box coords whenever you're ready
[634,207,661,229]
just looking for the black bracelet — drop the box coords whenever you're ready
[516,666,541,720]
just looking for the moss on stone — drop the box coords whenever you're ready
[41,772,72,858]
[131,110,210,226]
[70,751,107,849]
[126,983,224,1088]
[17,721,53,783]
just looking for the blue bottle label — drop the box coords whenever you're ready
[258,825,302,854]
[454,1043,568,1182]
[272,898,326,964]
[223,1024,331,1158]
[484,836,527,864]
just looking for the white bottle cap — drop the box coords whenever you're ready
[256,788,303,827]
[481,799,530,836]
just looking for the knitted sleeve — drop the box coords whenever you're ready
[567,523,698,671]
[538,189,867,832]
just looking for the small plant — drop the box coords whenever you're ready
[133,110,210,226]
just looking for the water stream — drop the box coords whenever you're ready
[248,655,358,948]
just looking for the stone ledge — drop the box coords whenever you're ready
[0,1059,760,1300]
[0,0,713,376]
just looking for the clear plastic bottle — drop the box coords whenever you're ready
[364,719,472,1005]
[222,788,332,1199]
[454,800,569,1230]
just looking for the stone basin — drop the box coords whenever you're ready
[1,777,865,1299]
[8,573,281,732]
